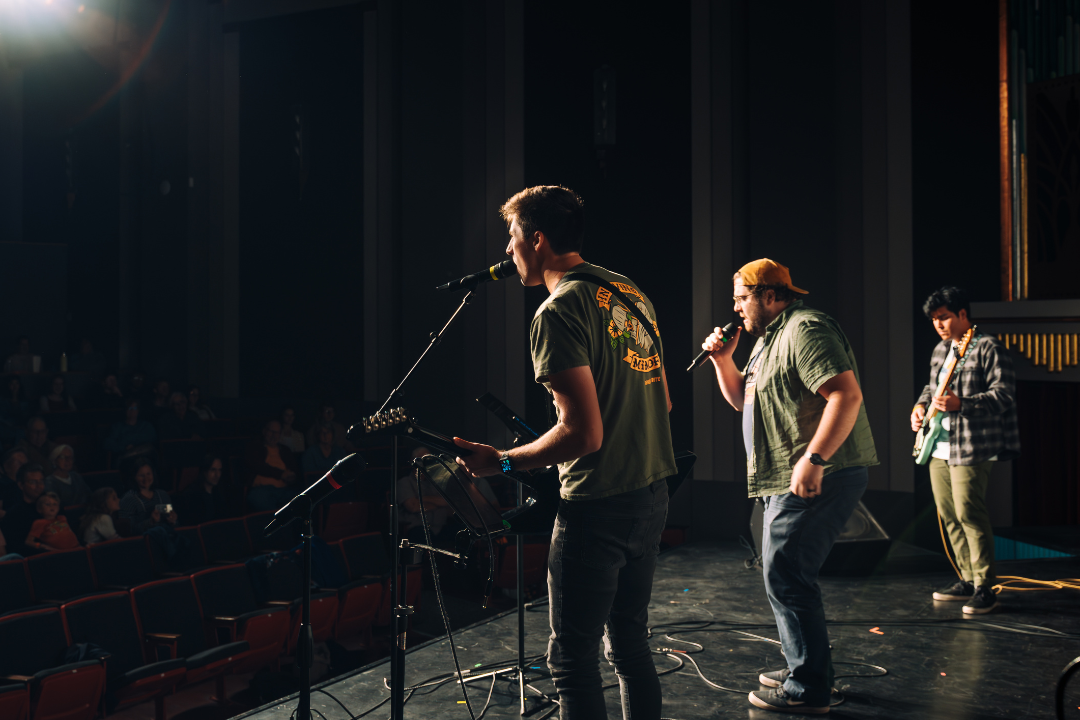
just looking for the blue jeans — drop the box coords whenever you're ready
[762,466,868,707]
[546,479,669,720]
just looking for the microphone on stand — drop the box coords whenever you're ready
[686,322,739,372]
[436,260,518,292]
[264,453,366,535]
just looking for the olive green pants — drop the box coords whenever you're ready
[929,459,996,587]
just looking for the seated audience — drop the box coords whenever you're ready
[0,448,28,515]
[17,417,58,475]
[175,454,227,525]
[44,444,91,506]
[91,372,126,409]
[187,385,216,422]
[68,337,106,381]
[279,407,305,454]
[126,371,148,403]
[119,459,178,533]
[1,464,46,556]
[0,377,29,442]
[4,336,34,374]
[302,423,347,477]
[246,420,298,512]
[80,487,125,545]
[104,397,157,464]
[25,491,80,552]
[305,403,353,451]
[157,392,205,441]
[147,379,171,422]
[39,375,77,413]
[0,527,18,561]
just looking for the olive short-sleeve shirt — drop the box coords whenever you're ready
[530,262,676,500]
[743,301,878,497]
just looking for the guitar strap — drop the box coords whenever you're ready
[561,272,664,366]
[942,334,982,391]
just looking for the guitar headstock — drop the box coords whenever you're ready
[957,325,978,357]
[351,407,410,439]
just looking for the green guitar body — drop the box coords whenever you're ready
[914,413,945,466]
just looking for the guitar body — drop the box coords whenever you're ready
[911,325,978,467]
[913,413,945,465]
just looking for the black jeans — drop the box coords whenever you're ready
[546,479,669,720]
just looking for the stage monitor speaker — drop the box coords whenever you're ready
[749,499,891,576]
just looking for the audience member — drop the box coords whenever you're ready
[17,417,58,475]
[175,454,227,525]
[126,371,148,402]
[68,337,107,381]
[302,423,347,477]
[0,527,17,560]
[80,487,124,545]
[45,444,91,506]
[91,372,126,410]
[104,397,157,464]
[279,407,305,454]
[246,419,298,512]
[1,464,46,556]
[4,337,34,374]
[147,379,171,422]
[0,448,27,513]
[187,386,216,422]
[25,492,80,552]
[305,403,353,451]
[0,377,29,442]
[157,392,205,441]
[39,375,77,413]
[119,459,178,533]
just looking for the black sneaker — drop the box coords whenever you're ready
[962,585,999,615]
[748,687,829,714]
[759,668,790,688]
[933,580,974,602]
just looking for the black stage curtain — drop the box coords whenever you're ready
[1015,380,1080,526]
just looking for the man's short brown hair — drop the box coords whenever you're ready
[500,186,584,255]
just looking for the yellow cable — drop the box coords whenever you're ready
[936,510,1080,594]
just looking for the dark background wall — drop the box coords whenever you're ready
[0,0,1013,543]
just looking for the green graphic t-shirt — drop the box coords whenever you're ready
[530,262,676,501]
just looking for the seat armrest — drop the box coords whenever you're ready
[209,616,240,624]
[0,675,33,683]
[145,633,182,640]
[263,600,292,607]
[99,584,131,591]
[144,632,181,660]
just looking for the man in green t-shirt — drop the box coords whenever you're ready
[700,259,877,715]
[454,185,675,720]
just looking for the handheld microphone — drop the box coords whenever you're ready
[436,260,518,292]
[686,322,739,372]
[263,453,367,535]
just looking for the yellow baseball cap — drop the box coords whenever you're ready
[736,258,808,294]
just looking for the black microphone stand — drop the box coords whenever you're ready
[374,288,476,720]
[294,496,314,720]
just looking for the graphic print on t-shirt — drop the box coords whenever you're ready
[595,283,660,373]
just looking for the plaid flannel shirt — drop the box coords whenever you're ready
[916,335,1020,465]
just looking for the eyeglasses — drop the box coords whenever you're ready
[733,294,753,305]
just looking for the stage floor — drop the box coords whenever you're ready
[234,541,1080,720]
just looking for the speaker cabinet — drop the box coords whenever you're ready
[750,499,891,576]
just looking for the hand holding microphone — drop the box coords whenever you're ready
[687,322,740,372]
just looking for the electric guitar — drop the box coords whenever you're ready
[346,408,554,489]
[912,326,977,466]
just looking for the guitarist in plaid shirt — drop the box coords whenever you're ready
[910,286,1020,615]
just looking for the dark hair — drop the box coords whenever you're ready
[80,486,118,539]
[3,447,28,465]
[17,463,44,483]
[123,457,155,489]
[748,284,797,305]
[199,453,223,477]
[500,186,585,255]
[923,286,970,319]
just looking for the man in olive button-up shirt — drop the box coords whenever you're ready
[701,258,877,715]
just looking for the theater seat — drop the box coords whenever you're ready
[61,592,185,720]
[330,535,385,644]
[88,537,155,589]
[26,547,98,604]
[0,607,106,720]
[131,578,249,700]
[190,565,291,674]
[263,554,339,653]
[0,683,29,720]
[199,518,254,564]
[0,559,34,616]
